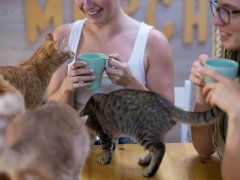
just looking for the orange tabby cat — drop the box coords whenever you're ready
[0,33,74,109]
[0,101,90,180]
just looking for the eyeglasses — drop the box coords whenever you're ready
[210,0,240,25]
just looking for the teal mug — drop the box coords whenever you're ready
[77,53,110,90]
[204,58,239,83]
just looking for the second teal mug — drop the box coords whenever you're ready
[204,58,239,83]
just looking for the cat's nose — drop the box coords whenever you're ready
[68,51,75,57]
[66,51,75,63]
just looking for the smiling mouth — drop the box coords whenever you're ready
[87,9,101,16]
[220,31,228,37]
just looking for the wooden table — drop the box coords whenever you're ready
[82,143,222,180]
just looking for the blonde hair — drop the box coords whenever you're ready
[212,26,240,158]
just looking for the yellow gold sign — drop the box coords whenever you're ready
[24,0,208,45]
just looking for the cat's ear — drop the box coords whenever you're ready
[44,33,54,41]
[55,37,67,51]
[43,33,55,56]
[79,115,88,124]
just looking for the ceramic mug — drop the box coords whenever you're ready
[77,53,110,90]
[203,58,239,83]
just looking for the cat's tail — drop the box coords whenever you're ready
[172,106,223,125]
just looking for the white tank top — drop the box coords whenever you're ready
[68,19,153,111]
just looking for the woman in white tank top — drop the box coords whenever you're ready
[47,0,174,118]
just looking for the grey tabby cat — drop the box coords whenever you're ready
[81,88,222,177]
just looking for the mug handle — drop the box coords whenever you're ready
[105,57,111,68]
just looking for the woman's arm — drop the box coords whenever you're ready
[189,55,215,158]
[47,24,74,106]
[145,29,174,102]
[105,29,174,102]
[200,69,240,180]
[222,114,240,180]
[47,64,74,106]
[191,87,215,158]
[47,24,94,107]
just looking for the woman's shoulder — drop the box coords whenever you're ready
[144,26,172,62]
[52,19,87,40]
[52,23,73,40]
[132,20,167,45]
[149,27,168,42]
[147,27,170,50]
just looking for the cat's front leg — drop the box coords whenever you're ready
[98,150,112,164]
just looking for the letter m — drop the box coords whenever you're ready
[24,0,63,43]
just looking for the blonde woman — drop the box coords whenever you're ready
[47,0,174,143]
[189,0,240,179]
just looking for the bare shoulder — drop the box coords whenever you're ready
[145,28,172,61]
[144,27,174,101]
[52,23,73,40]
[147,28,170,50]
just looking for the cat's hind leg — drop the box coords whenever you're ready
[143,142,165,177]
[98,133,115,165]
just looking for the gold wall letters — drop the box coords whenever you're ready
[24,0,63,43]
[183,0,208,45]
[24,0,209,45]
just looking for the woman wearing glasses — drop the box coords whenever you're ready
[189,0,240,179]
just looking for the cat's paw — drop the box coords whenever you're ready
[143,167,155,177]
[138,154,151,166]
[98,152,112,164]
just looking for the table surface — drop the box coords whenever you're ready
[82,143,222,180]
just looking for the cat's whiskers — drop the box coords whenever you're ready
[56,37,68,51]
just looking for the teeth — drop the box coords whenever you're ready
[220,31,228,36]
[87,11,98,15]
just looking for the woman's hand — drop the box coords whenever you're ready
[189,54,212,107]
[105,53,143,88]
[189,54,209,87]
[63,61,95,91]
[200,68,240,118]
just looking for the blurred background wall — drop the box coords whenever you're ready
[0,0,213,86]
[0,0,213,141]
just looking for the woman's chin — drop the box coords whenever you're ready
[222,41,240,51]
